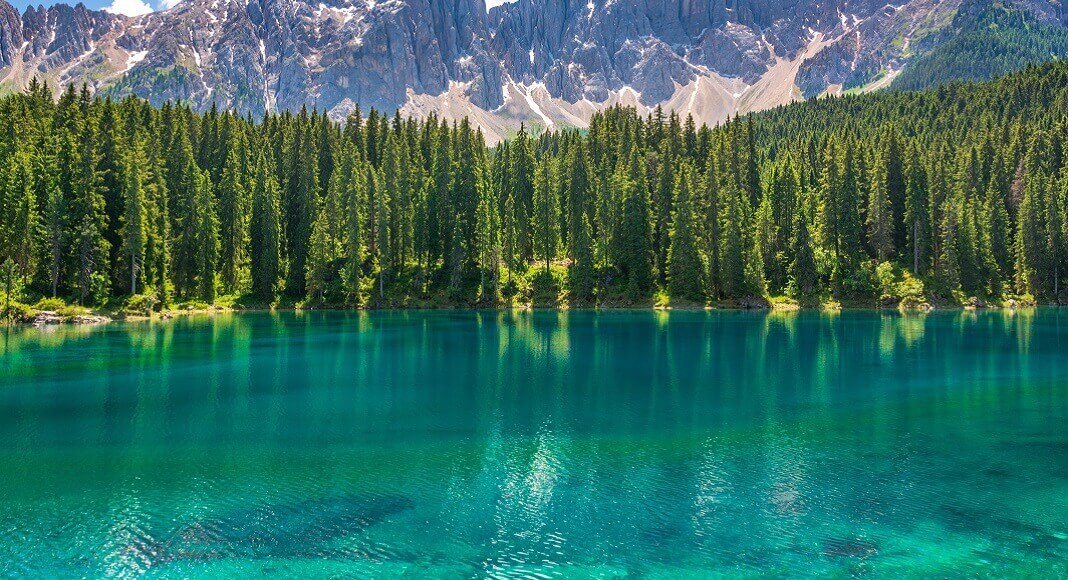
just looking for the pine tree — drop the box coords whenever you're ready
[791,204,818,296]
[701,152,722,298]
[619,150,654,300]
[96,99,125,291]
[374,167,391,301]
[532,158,558,274]
[217,131,249,294]
[70,102,111,304]
[904,144,931,275]
[570,212,596,301]
[939,194,963,291]
[249,149,282,302]
[169,115,201,299]
[306,205,333,302]
[283,113,320,297]
[563,140,590,256]
[193,169,219,302]
[144,126,171,305]
[427,124,451,266]
[342,157,366,305]
[882,126,908,252]
[511,125,535,262]
[306,158,347,302]
[1,151,39,306]
[1015,132,1052,296]
[667,162,705,301]
[867,146,895,262]
[38,145,66,298]
[1051,169,1068,299]
[120,140,147,295]
[653,141,676,284]
[475,181,500,303]
[451,120,481,273]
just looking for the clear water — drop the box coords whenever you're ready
[0,310,1066,577]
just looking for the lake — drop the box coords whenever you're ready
[0,310,1065,576]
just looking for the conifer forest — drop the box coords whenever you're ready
[3,62,1068,314]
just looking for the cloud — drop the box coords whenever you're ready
[104,0,154,16]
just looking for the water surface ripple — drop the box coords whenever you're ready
[0,310,1066,576]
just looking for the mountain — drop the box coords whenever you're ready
[1,0,1065,142]
[892,0,1068,91]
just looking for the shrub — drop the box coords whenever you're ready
[56,304,91,317]
[528,268,563,307]
[33,297,67,312]
[1,298,36,323]
[124,291,160,316]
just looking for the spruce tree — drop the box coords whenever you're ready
[120,141,147,295]
[70,102,110,304]
[620,150,654,300]
[1,152,39,305]
[904,144,931,275]
[867,146,895,262]
[342,157,366,305]
[193,169,219,302]
[667,163,705,301]
[217,132,249,294]
[532,158,558,274]
[511,125,535,262]
[791,205,818,296]
[249,149,282,302]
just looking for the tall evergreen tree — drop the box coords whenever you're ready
[120,141,147,295]
[249,149,282,302]
[791,204,818,296]
[217,131,249,294]
[193,169,219,302]
[868,146,895,262]
[532,158,559,274]
[667,162,705,301]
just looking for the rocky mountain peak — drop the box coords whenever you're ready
[0,0,1063,142]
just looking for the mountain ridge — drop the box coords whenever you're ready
[0,0,1065,142]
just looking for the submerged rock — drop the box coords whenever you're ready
[821,536,878,558]
[69,314,110,325]
[162,493,415,561]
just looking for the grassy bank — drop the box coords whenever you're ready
[1,259,1045,327]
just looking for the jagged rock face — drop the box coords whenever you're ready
[0,0,1062,139]
[0,1,20,68]
[491,0,974,105]
[109,0,505,114]
[1,0,503,116]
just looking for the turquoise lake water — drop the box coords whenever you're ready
[0,310,1065,576]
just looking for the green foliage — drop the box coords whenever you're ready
[122,291,160,316]
[5,57,1068,313]
[893,0,1068,91]
[33,297,66,312]
[667,162,705,302]
[0,294,36,323]
[528,267,566,308]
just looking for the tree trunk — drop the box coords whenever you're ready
[913,220,919,275]
[4,268,11,320]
